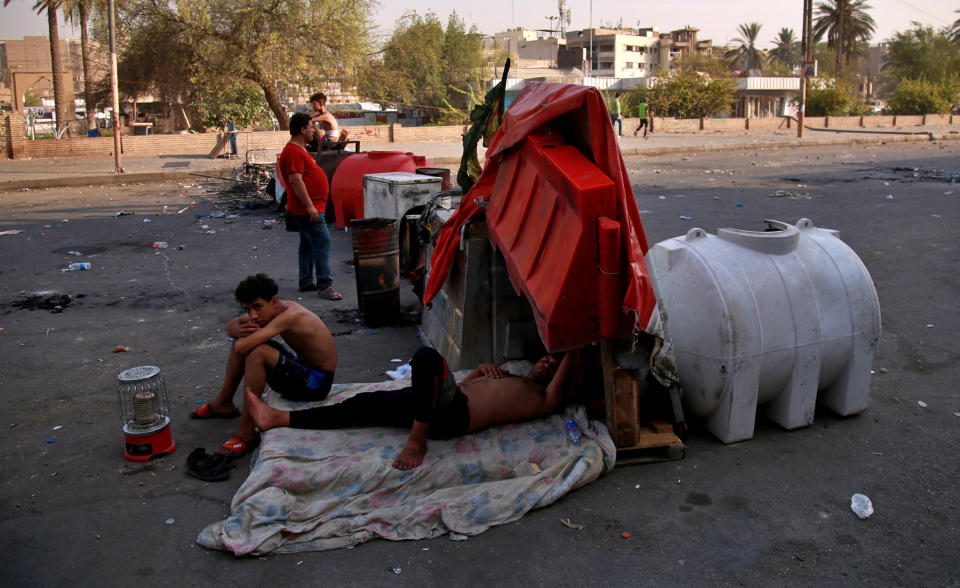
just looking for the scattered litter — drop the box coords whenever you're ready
[390,358,402,363]
[736,203,744,207]
[386,364,411,380]
[926,324,934,328]
[953,412,960,418]
[918,401,927,408]
[205,230,217,234]
[201,224,210,230]
[560,518,584,530]
[210,211,226,218]
[114,345,131,353]
[53,425,62,430]
[113,211,134,217]
[165,518,176,525]
[885,195,894,200]
[769,190,821,199]
[251,246,258,251]
[152,242,168,249]
[850,493,874,519]
[679,216,692,221]
[296,561,303,566]
[658,195,666,200]
[177,207,190,214]
[879,368,888,374]
[883,182,889,186]
[142,218,151,223]
[62,262,91,272]
[47,438,55,444]
[449,533,468,541]
[945,191,954,195]
[391,568,402,575]
[0,230,25,235]
[262,219,277,228]
[66,250,83,256]
[621,531,631,539]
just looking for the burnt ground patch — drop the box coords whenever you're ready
[10,291,74,312]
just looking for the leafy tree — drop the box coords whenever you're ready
[887,78,957,114]
[116,0,375,129]
[880,24,960,113]
[804,79,870,115]
[725,22,764,75]
[640,72,736,118]
[881,25,960,88]
[358,11,483,123]
[192,80,274,129]
[671,52,733,78]
[813,0,876,73]
[768,28,802,72]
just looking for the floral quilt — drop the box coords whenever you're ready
[197,374,616,556]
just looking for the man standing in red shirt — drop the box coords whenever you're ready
[278,112,342,300]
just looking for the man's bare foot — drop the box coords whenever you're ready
[244,388,290,431]
[393,438,427,470]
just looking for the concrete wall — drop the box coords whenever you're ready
[862,115,895,128]
[3,115,957,160]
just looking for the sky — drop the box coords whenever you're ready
[1,0,956,50]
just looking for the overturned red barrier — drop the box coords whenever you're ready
[424,82,657,350]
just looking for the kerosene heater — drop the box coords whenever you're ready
[117,365,176,461]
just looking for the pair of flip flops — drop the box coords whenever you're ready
[185,448,237,482]
[185,437,261,482]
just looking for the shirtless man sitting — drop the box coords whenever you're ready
[309,92,348,143]
[192,274,337,457]
[246,346,576,470]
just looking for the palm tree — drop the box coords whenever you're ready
[813,0,877,73]
[62,0,97,132]
[3,0,73,136]
[725,22,764,75]
[768,27,802,71]
[950,9,960,43]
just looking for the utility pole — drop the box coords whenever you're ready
[588,0,593,77]
[798,0,812,139]
[108,0,123,173]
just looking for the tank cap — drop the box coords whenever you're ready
[795,218,814,229]
[684,228,707,241]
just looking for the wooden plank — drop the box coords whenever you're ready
[600,339,619,447]
[614,368,639,446]
[208,132,229,159]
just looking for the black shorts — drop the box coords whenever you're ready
[264,340,334,402]
[427,388,471,440]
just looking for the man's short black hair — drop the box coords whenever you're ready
[289,112,312,136]
[235,274,279,304]
[309,92,326,105]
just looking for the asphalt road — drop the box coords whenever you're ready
[0,140,957,586]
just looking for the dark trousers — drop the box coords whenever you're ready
[288,347,469,439]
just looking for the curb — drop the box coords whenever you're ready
[2,132,956,192]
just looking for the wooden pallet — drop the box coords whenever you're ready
[615,420,686,467]
[600,340,686,467]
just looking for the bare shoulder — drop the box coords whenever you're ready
[276,300,325,325]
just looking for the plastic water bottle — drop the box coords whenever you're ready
[850,493,874,519]
[565,420,582,445]
[64,262,91,271]
[152,241,168,249]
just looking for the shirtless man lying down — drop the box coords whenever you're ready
[246,346,576,470]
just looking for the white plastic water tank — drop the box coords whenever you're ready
[645,218,881,443]
[362,172,442,220]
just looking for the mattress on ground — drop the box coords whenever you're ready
[197,374,616,556]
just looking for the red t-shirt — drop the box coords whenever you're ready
[278,143,329,215]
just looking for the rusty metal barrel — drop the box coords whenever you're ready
[351,218,400,327]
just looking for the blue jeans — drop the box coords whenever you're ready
[291,213,332,290]
[610,114,622,135]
